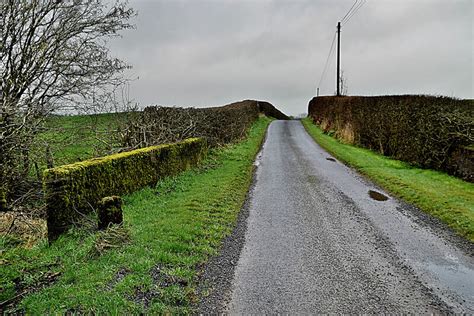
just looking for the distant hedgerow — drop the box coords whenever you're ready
[308,95,473,181]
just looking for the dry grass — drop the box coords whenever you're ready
[90,224,130,257]
[320,118,330,131]
[338,122,355,144]
[0,212,47,248]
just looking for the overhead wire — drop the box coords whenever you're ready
[340,0,359,24]
[342,0,366,25]
[317,0,367,94]
[344,0,365,24]
[317,31,337,91]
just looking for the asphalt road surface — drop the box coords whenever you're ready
[226,120,474,314]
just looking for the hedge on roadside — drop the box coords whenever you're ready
[308,95,473,181]
[43,138,207,240]
[257,101,290,120]
[121,100,288,149]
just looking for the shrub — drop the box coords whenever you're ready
[257,101,290,120]
[308,95,473,181]
[43,138,207,240]
[121,100,288,149]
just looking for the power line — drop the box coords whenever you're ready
[344,1,365,24]
[316,0,367,96]
[340,0,359,24]
[342,0,366,25]
[317,31,337,91]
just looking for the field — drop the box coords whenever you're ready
[0,116,272,313]
[302,118,474,242]
[33,112,133,170]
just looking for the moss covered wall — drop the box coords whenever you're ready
[44,138,207,239]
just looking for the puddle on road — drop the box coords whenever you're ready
[326,157,336,162]
[368,190,389,201]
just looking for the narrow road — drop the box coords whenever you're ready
[227,120,474,314]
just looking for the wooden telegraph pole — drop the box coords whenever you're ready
[336,21,341,96]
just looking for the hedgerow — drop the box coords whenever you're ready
[43,100,289,239]
[121,100,288,149]
[308,95,473,181]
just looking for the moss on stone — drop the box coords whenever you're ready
[44,138,207,240]
[98,196,123,230]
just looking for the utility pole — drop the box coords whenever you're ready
[336,21,341,96]
[317,87,320,97]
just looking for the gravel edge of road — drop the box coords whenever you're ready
[349,162,474,257]
[318,151,474,257]
[192,127,268,315]
[332,155,474,258]
[394,199,474,257]
[301,120,474,257]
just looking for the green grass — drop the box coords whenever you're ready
[302,117,474,242]
[0,116,272,314]
[32,112,132,172]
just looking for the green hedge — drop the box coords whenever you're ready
[122,100,288,149]
[43,138,207,240]
[308,95,473,181]
[257,101,290,120]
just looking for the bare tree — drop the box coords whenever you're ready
[338,70,349,96]
[0,0,135,210]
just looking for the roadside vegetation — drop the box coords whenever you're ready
[0,117,271,314]
[0,113,131,247]
[302,118,474,242]
[307,95,473,181]
[33,113,129,170]
[1,1,135,217]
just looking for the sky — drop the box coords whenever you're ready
[109,0,473,116]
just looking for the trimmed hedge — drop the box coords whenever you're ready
[308,95,474,181]
[44,138,207,240]
[257,101,290,120]
[122,100,288,149]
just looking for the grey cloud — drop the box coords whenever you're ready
[109,0,473,115]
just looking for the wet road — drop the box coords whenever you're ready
[227,120,474,314]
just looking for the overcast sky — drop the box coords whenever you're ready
[109,0,473,116]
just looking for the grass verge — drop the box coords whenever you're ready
[301,117,474,242]
[0,116,272,314]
